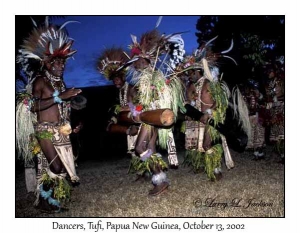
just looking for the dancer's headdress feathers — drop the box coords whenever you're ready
[17,16,78,80]
[176,36,237,81]
[97,47,129,80]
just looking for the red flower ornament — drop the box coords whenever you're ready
[135,105,143,112]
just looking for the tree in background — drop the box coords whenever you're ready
[195,16,284,86]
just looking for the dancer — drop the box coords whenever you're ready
[179,37,250,181]
[97,47,140,156]
[16,17,81,212]
[124,25,186,195]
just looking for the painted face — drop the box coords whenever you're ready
[187,70,202,83]
[133,58,150,71]
[186,84,197,102]
[113,76,125,89]
[46,57,66,77]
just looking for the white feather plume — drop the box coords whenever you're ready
[155,16,163,28]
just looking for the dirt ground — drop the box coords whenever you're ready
[15,146,284,217]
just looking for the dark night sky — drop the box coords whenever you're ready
[52,16,200,88]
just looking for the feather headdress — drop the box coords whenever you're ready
[176,36,237,81]
[127,29,186,70]
[16,17,78,80]
[97,47,129,80]
[129,29,162,60]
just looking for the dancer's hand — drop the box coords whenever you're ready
[127,125,139,136]
[73,123,83,133]
[120,106,130,112]
[59,88,82,100]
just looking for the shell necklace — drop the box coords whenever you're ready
[119,82,128,107]
[45,71,69,122]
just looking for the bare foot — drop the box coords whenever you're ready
[148,182,169,196]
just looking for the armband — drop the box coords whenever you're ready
[52,90,63,104]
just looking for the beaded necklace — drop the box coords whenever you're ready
[195,77,205,111]
[45,71,70,123]
[119,82,128,107]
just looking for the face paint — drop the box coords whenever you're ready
[133,58,150,71]
[48,58,66,77]
[113,76,125,89]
